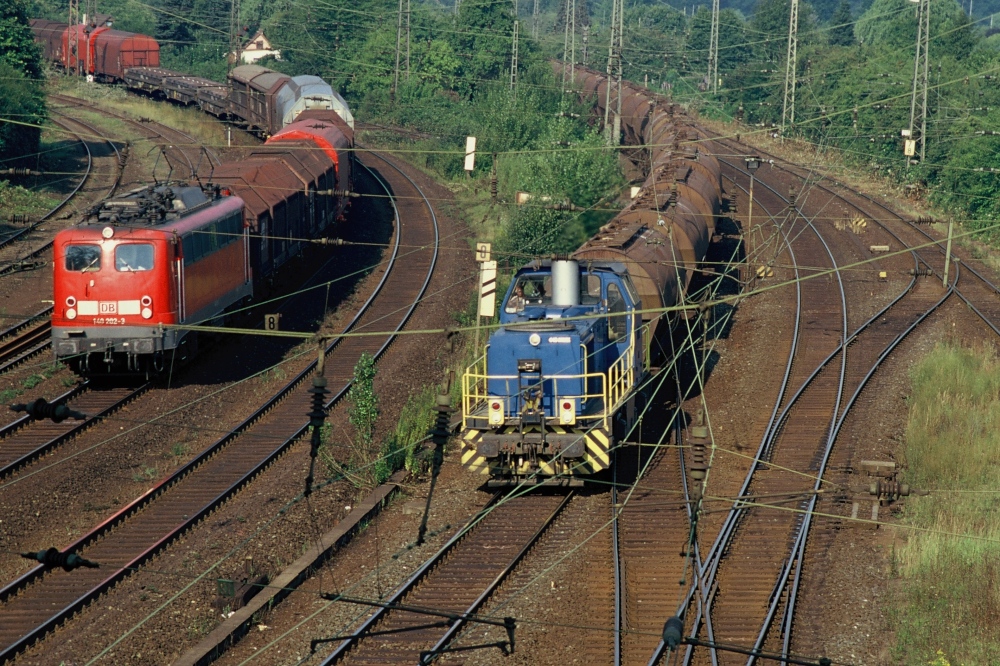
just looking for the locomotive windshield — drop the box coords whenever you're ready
[504,273,602,314]
[65,244,101,272]
[115,244,154,271]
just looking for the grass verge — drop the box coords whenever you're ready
[891,341,1000,665]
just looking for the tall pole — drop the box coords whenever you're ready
[570,0,576,84]
[228,0,242,75]
[708,0,720,93]
[510,20,519,96]
[393,0,403,97]
[562,0,571,89]
[405,0,411,81]
[604,0,623,145]
[532,0,539,38]
[68,0,79,77]
[781,0,799,135]
[907,0,930,164]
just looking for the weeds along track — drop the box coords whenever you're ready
[50,93,222,177]
[0,151,438,663]
[651,136,951,665]
[318,492,572,665]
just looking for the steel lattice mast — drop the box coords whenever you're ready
[908,0,931,163]
[781,0,799,134]
[708,0,720,93]
[604,0,624,145]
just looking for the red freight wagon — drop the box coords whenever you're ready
[60,24,158,79]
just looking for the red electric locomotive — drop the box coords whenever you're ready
[52,185,249,374]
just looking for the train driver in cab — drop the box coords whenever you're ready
[505,277,547,313]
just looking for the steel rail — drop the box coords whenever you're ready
[776,270,954,660]
[649,166,805,666]
[612,479,622,666]
[0,113,123,275]
[421,493,574,661]
[0,383,148,481]
[0,306,53,374]
[317,492,504,663]
[0,152,438,662]
[674,159,851,666]
[703,138,958,664]
[0,117,92,253]
[709,142,992,662]
[318,492,572,665]
[50,94,221,174]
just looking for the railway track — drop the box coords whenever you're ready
[0,382,148,480]
[0,151,438,662]
[0,116,96,255]
[50,93,222,177]
[645,144,954,665]
[0,307,52,374]
[705,138,1000,661]
[0,111,123,276]
[317,492,571,665]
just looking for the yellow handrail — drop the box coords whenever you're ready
[462,326,637,430]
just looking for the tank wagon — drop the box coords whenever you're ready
[51,110,354,375]
[461,66,723,484]
[29,20,355,133]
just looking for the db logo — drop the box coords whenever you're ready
[99,301,118,314]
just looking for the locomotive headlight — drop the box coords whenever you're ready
[66,308,77,320]
[141,295,152,307]
[102,226,114,239]
[65,296,77,307]
[488,399,505,426]
[559,398,577,425]
[529,333,541,347]
[141,308,153,319]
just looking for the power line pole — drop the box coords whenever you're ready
[562,0,571,89]
[604,0,624,145]
[570,0,576,84]
[532,0,539,38]
[405,0,411,81]
[708,0,719,93]
[510,19,519,96]
[228,0,242,75]
[781,0,799,135]
[68,0,79,76]
[908,0,931,163]
[393,0,403,97]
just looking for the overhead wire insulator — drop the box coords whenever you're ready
[22,547,99,571]
[315,189,361,198]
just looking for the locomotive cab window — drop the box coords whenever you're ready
[582,274,602,305]
[65,244,102,272]
[506,276,550,313]
[115,243,154,271]
[607,283,627,341]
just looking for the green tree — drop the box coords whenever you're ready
[0,0,45,163]
[451,0,515,91]
[829,0,855,46]
[1,0,43,79]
